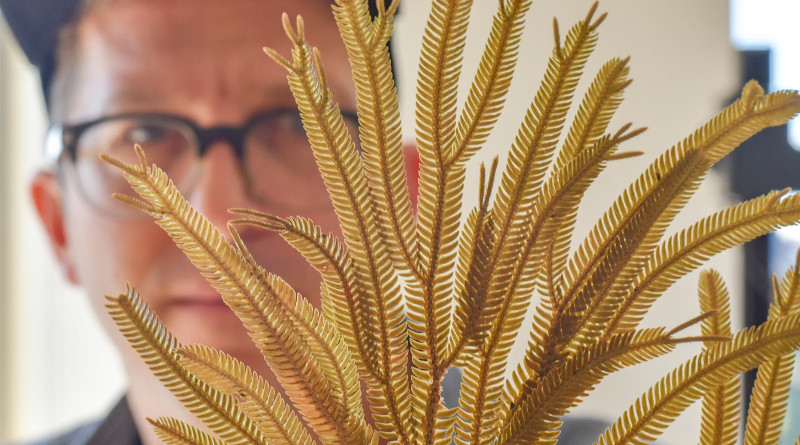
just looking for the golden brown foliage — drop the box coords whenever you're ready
[104,1,800,444]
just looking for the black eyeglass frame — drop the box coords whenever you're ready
[46,107,360,165]
[44,107,361,217]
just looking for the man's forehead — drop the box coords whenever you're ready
[0,0,391,109]
[59,0,359,123]
[81,0,336,49]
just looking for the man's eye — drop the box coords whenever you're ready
[124,125,170,144]
[275,111,307,136]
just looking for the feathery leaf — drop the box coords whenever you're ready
[177,344,315,445]
[607,189,800,335]
[105,286,265,445]
[697,270,740,445]
[103,148,368,444]
[148,417,226,445]
[744,254,800,445]
[596,314,800,445]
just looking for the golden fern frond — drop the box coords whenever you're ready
[409,159,466,444]
[744,255,800,445]
[409,0,477,439]
[773,251,800,315]
[543,57,632,294]
[455,127,637,445]
[504,127,644,397]
[447,159,499,367]
[148,417,225,445]
[369,0,397,49]
[177,344,316,445]
[501,328,679,445]
[411,0,473,353]
[596,313,800,445]
[414,0,472,168]
[450,12,608,437]
[488,9,603,320]
[492,5,602,233]
[553,56,631,171]
[606,189,800,335]
[700,376,741,445]
[229,211,407,443]
[105,2,800,445]
[474,11,603,388]
[331,0,419,278]
[744,352,795,445]
[455,304,516,445]
[560,82,800,355]
[229,211,379,380]
[103,149,369,444]
[447,0,532,165]
[529,126,643,308]
[226,225,371,444]
[699,269,734,340]
[105,286,265,445]
[267,15,410,443]
[697,270,740,445]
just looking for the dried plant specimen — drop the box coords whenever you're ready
[102,0,800,443]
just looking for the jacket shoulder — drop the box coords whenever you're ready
[21,420,101,445]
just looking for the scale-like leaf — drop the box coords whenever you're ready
[332,0,419,280]
[106,287,265,445]
[103,148,368,444]
[607,189,800,334]
[697,270,740,445]
[560,82,800,358]
[177,344,316,445]
[148,417,225,445]
[744,256,800,445]
[266,16,409,443]
[448,0,533,165]
[595,314,800,445]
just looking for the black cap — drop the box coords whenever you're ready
[0,0,393,109]
[0,0,82,106]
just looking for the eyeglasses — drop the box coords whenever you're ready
[46,108,360,218]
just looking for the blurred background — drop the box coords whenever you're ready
[1,0,799,443]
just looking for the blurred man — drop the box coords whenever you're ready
[2,1,608,443]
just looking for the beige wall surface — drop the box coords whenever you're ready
[0,0,785,443]
[0,21,127,443]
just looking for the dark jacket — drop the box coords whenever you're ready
[30,397,140,445]
[26,394,609,444]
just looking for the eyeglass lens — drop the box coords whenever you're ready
[72,111,360,217]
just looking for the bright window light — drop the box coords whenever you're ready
[731,0,800,150]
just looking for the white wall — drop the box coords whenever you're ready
[395,1,740,444]
[0,21,126,443]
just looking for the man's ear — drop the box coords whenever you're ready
[31,170,79,284]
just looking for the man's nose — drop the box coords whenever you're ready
[185,141,252,231]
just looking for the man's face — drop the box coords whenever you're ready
[35,0,356,376]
